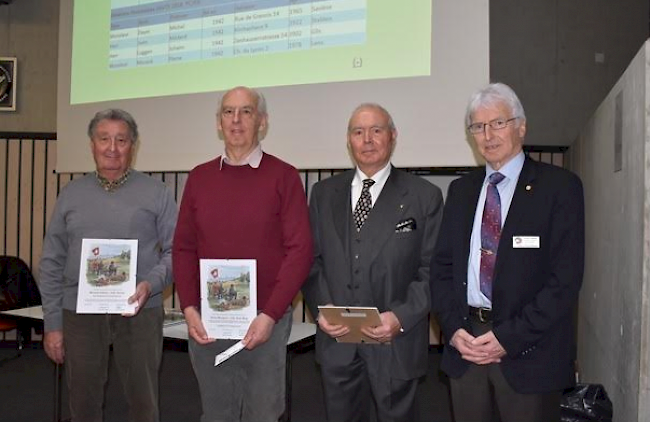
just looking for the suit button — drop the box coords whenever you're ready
[354,286,359,290]
[346,284,352,290]
[354,269,359,274]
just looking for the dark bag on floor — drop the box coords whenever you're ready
[560,383,613,422]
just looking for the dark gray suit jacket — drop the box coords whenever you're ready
[431,157,585,393]
[303,167,443,379]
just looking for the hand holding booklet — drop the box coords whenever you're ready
[318,305,382,344]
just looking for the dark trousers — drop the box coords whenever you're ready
[449,318,561,422]
[62,307,163,422]
[321,344,419,422]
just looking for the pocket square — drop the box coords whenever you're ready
[395,218,416,233]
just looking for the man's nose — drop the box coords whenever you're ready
[483,125,495,140]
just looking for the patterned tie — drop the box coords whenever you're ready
[480,172,506,301]
[353,179,375,230]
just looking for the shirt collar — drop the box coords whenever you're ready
[220,144,263,170]
[353,161,392,187]
[485,151,525,183]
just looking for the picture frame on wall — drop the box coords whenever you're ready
[0,57,17,111]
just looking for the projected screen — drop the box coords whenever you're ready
[58,0,488,172]
[72,0,430,104]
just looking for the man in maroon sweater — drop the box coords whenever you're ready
[172,86,313,422]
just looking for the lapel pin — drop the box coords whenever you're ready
[525,185,532,191]
[400,204,404,209]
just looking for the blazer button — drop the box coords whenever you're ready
[346,284,352,290]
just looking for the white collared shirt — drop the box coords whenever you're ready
[220,144,263,169]
[350,162,392,210]
[467,151,525,308]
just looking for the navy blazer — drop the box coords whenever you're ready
[430,157,585,393]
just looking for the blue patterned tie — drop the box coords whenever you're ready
[480,172,505,301]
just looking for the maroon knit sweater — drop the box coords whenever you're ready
[172,153,313,321]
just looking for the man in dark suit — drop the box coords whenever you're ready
[430,83,585,422]
[303,103,443,422]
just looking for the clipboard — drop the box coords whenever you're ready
[318,305,382,344]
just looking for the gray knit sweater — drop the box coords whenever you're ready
[39,171,177,331]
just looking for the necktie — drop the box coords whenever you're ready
[480,172,506,301]
[353,179,375,230]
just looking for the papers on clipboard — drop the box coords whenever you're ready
[317,305,382,344]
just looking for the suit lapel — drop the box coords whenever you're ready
[461,170,486,268]
[332,171,354,258]
[494,158,538,276]
[360,169,408,264]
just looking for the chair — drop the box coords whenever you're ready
[0,256,41,363]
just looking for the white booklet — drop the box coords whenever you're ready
[76,239,138,314]
[200,259,257,340]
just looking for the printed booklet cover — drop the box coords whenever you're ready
[76,239,138,314]
[200,259,257,340]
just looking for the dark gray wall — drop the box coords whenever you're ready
[0,0,59,133]
[0,0,648,147]
[491,0,649,146]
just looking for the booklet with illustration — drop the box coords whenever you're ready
[76,239,138,314]
[200,259,257,340]
[317,305,382,344]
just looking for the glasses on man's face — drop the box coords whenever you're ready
[467,117,518,134]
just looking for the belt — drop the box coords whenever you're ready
[468,306,492,323]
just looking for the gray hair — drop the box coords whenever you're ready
[217,86,267,117]
[465,82,526,127]
[87,108,139,142]
[347,103,396,132]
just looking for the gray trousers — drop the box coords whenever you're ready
[449,318,561,422]
[188,309,292,422]
[62,307,164,422]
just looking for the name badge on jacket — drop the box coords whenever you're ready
[512,236,540,248]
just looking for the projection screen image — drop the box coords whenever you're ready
[57,0,489,172]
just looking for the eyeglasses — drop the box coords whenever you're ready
[467,117,519,134]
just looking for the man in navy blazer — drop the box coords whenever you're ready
[430,83,585,422]
[303,103,443,422]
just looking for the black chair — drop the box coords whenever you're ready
[0,256,42,363]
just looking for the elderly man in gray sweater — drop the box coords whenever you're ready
[39,109,177,422]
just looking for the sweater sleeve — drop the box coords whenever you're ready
[38,191,70,332]
[260,167,313,321]
[142,184,178,296]
[172,173,201,311]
